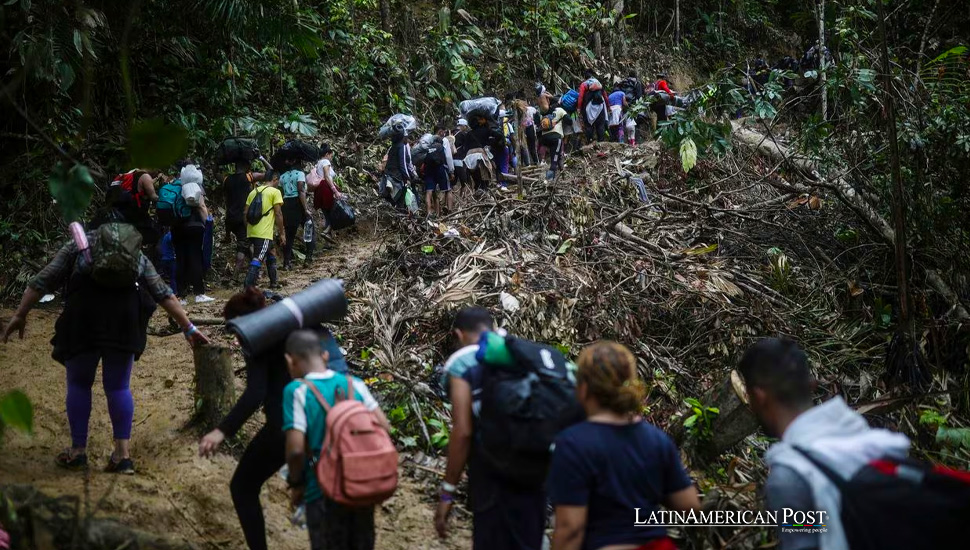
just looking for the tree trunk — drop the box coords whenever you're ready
[675,0,681,46]
[877,0,912,337]
[815,0,827,120]
[380,0,391,33]
[193,344,235,430]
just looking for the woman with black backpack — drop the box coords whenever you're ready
[2,212,209,474]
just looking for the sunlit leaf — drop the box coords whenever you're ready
[680,137,697,173]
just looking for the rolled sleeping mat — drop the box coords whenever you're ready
[227,279,349,357]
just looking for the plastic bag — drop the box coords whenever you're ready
[214,137,259,165]
[179,164,204,206]
[410,133,436,166]
[328,199,356,231]
[404,188,419,213]
[459,97,501,120]
[379,113,418,139]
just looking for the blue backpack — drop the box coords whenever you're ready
[157,180,191,226]
[560,89,579,113]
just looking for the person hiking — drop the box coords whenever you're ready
[548,341,700,550]
[453,119,471,196]
[518,99,539,166]
[608,88,628,143]
[578,75,609,143]
[738,338,911,550]
[422,125,454,216]
[382,132,418,209]
[282,330,391,550]
[434,307,547,550]
[310,143,344,246]
[465,115,499,194]
[620,71,646,104]
[169,164,213,304]
[225,161,267,283]
[2,213,209,474]
[244,170,285,289]
[538,96,568,180]
[197,292,346,550]
[279,163,312,271]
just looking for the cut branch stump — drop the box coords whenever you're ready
[192,344,235,430]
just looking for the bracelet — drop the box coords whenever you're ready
[439,492,454,503]
[184,323,197,339]
[440,481,457,494]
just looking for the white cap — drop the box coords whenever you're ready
[457,118,468,126]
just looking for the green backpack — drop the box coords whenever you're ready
[88,223,143,287]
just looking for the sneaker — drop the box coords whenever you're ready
[55,449,88,470]
[195,294,215,304]
[179,299,188,306]
[499,185,511,193]
[105,456,135,475]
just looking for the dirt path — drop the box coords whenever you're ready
[0,219,471,549]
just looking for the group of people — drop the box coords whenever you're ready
[379,71,683,215]
[92,144,345,301]
[0,207,951,550]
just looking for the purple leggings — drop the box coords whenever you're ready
[65,350,135,448]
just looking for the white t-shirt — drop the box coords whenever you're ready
[524,105,537,127]
[315,159,336,181]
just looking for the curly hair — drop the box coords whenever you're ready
[223,287,266,320]
[576,341,645,415]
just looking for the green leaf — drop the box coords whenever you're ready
[936,427,970,450]
[421,245,435,254]
[685,243,718,255]
[556,238,574,255]
[683,415,698,428]
[48,163,95,223]
[680,137,697,173]
[127,118,189,170]
[0,390,33,434]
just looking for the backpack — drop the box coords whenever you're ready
[83,223,143,288]
[246,186,271,226]
[109,170,147,208]
[560,89,579,113]
[585,78,603,93]
[301,377,398,507]
[156,180,192,226]
[794,447,970,549]
[424,139,447,168]
[620,77,641,102]
[540,112,558,132]
[475,332,586,488]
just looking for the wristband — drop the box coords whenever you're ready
[184,323,197,339]
[439,492,454,503]
[440,481,457,494]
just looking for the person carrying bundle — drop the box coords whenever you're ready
[577,74,609,143]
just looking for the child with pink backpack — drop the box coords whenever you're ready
[282,330,397,550]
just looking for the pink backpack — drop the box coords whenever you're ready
[301,377,399,507]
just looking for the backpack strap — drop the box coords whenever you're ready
[792,446,848,490]
[298,377,333,413]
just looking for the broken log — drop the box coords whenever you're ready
[671,370,759,462]
[192,344,235,430]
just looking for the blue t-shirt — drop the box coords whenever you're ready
[547,421,692,550]
[442,345,484,417]
[280,169,306,199]
[609,90,626,107]
[282,371,379,503]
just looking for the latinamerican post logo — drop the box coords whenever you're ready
[635,509,829,534]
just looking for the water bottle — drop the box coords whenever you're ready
[303,218,314,243]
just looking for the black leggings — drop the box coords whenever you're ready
[171,225,204,296]
[230,422,286,550]
[541,133,563,175]
[282,198,308,266]
[584,109,608,142]
[524,126,538,166]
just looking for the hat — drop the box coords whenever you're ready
[457,118,469,127]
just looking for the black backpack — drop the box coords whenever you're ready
[246,186,271,226]
[620,77,640,102]
[794,447,970,549]
[424,139,447,168]
[476,335,585,488]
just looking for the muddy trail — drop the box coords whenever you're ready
[0,217,471,550]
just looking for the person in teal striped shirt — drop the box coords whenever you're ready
[282,329,389,550]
